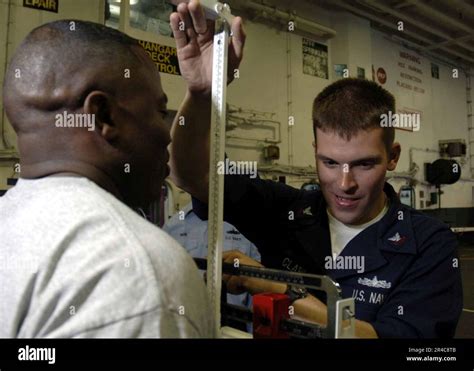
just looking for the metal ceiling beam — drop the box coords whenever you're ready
[449,0,474,20]
[332,0,474,64]
[425,33,474,51]
[393,1,414,10]
[364,0,474,53]
[405,0,474,35]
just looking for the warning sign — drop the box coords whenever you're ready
[302,38,328,79]
[23,0,58,13]
[138,40,181,76]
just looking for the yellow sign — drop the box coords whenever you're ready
[23,0,58,13]
[138,40,181,76]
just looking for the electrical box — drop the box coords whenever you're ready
[399,185,415,208]
[263,145,280,160]
[439,140,466,158]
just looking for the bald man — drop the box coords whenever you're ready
[0,20,219,338]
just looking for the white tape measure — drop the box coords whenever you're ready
[171,0,235,337]
[207,12,230,337]
[170,0,234,336]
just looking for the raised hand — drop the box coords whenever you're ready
[170,0,246,96]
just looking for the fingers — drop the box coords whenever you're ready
[188,0,208,35]
[171,1,245,63]
[223,249,244,262]
[177,2,197,40]
[222,273,231,283]
[223,275,246,295]
[170,12,188,49]
[230,17,246,61]
[205,19,215,38]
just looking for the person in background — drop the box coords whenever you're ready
[164,198,261,332]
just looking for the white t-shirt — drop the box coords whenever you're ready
[327,201,389,260]
[0,176,213,338]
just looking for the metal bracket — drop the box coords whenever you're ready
[170,0,235,25]
[335,298,356,338]
[195,258,356,338]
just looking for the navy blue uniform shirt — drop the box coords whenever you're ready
[193,174,463,338]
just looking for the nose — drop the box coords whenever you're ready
[339,167,357,193]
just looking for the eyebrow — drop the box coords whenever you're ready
[317,154,383,166]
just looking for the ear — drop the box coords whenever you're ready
[83,91,118,142]
[387,142,401,171]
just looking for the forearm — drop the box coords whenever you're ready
[353,320,378,338]
[243,278,378,338]
[293,295,378,338]
[169,90,211,202]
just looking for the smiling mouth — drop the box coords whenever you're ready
[334,194,361,208]
[335,195,359,200]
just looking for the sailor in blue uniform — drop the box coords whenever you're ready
[164,200,261,310]
[192,177,462,338]
[180,78,463,338]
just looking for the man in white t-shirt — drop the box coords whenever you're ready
[327,200,389,260]
[0,17,243,338]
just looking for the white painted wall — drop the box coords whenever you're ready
[371,30,472,208]
[0,1,472,209]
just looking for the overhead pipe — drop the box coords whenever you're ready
[333,0,474,65]
[242,0,336,39]
[450,0,474,20]
[364,0,474,54]
[286,32,293,166]
[404,0,474,36]
[1,0,13,151]
[467,70,474,176]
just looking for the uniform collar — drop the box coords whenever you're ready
[329,182,417,280]
[191,197,207,220]
[292,183,417,280]
[377,184,417,255]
